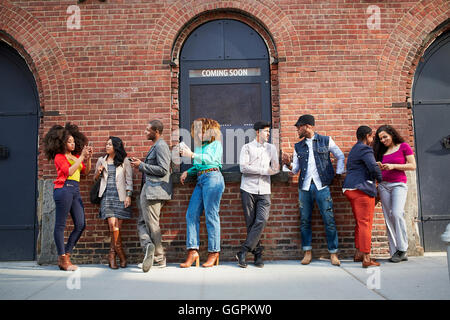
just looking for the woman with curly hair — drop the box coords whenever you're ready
[179,118,225,268]
[373,125,416,263]
[94,136,132,269]
[43,122,92,271]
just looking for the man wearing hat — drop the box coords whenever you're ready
[282,114,345,266]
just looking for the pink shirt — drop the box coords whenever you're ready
[381,142,414,183]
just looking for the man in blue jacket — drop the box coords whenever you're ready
[282,114,345,266]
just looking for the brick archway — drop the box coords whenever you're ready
[377,0,450,119]
[0,0,74,125]
[145,0,299,147]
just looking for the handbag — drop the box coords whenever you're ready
[89,178,102,204]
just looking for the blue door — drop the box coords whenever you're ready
[180,19,271,171]
[412,31,450,251]
[0,41,39,260]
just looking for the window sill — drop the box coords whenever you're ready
[171,171,291,184]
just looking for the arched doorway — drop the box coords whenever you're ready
[179,19,271,171]
[412,30,450,251]
[0,41,39,260]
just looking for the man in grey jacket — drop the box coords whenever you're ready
[130,120,172,272]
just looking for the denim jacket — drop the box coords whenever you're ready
[294,133,335,188]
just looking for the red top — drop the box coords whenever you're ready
[53,153,85,189]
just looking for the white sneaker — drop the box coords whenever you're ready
[142,243,155,272]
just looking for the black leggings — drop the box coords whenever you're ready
[53,180,86,255]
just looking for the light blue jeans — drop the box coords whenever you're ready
[378,181,408,254]
[186,171,225,252]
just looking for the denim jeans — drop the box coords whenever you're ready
[299,183,339,253]
[186,171,225,252]
[378,181,408,254]
[53,180,86,256]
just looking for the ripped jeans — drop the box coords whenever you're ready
[299,183,339,253]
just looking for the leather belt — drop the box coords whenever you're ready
[197,167,220,176]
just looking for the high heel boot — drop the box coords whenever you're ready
[113,229,127,268]
[180,249,200,268]
[108,231,118,269]
[202,252,219,268]
[58,254,78,271]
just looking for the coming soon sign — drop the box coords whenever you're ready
[189,68,261,78]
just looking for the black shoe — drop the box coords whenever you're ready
[236,251,248,268]
[253,246,264,268]
[389,250,401,263]
[254,252,264,268]
[398,251,408,262]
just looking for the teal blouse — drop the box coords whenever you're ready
[186,140,223,176]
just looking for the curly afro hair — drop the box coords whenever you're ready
[43,122,88,160]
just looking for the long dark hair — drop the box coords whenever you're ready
[43,122,88,160]
[106,136,127,167]
[373,125,405,161]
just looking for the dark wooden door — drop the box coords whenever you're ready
[412,31,450,251]
[0,41,39,260]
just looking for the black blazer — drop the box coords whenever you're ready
[342,142,382,197]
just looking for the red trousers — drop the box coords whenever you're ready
[344,189,375,254]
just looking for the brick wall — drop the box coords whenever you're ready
[1,0,449,264]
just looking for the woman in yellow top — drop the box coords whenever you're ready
[44,123,92,271]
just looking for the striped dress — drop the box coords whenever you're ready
[99,164,132,220]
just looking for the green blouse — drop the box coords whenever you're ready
[186,140,223,176]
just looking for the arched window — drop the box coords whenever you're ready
[179,19,271,171]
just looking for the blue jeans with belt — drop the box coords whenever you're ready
[185,170,225,252]
[53,180,86,255]
[299,183,339,253]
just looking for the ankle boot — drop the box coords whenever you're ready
[301,250,312,265]
[113,229,127,268]
[108,232,118,269]
[65,253,79,270]
[180,249,199,268]
[58,254,78,271]
[202,252,220,268]
[362,254,380,268]
[330,253,341,266]
[236,250,248,268]
[253,247,264,268]
[354,251,364,262]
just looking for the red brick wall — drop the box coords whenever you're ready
[1,0,449,264]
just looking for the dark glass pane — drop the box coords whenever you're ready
[190,83,261,126]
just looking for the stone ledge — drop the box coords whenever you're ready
[170,171,291,184]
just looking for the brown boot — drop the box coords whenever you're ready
[108,232,118,269]
[301,250,312,265]
[58,254,78,271]
[180,249,200,268]
[362,253,380,268]
[330,253,341,266]
[202,252,220,268]
[113,229,127,268]
[354,250,364,262]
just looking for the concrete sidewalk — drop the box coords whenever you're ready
[0,253,449,300]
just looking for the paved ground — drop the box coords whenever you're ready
[0,253,449,300]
